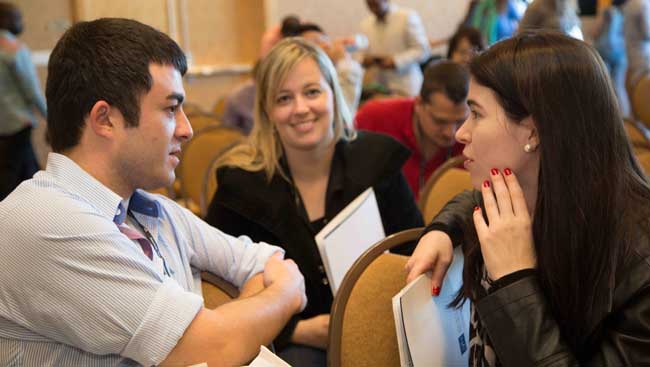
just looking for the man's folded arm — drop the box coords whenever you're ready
[161,278,303,367]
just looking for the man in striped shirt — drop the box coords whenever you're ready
[0,18,306,366]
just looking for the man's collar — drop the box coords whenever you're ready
[129,190,161,218]
[46,153,160,222]
[113,190,161,224]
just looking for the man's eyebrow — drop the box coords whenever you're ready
[467,99,483,110]
[166,93,184,104]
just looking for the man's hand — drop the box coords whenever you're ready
[291,314,330,350]
[263,253,307,313]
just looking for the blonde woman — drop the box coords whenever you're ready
[205,38,423,365]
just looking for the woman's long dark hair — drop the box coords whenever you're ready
[458,32,650,355]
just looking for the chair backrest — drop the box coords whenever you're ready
[636,151,650,176]
[183,102,205,116]
[419,156,473,223]
[179,126,244,216]
[328,228,423,367]
[200,142,241,215]
[201,271,240,309]
[187,112,221,134]
[624,118,650,155]
[631,73,650,129]
[213,96,228,119]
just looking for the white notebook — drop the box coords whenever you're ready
[315,187,385,295]
[392,246,470,367]
[244,346,292,367]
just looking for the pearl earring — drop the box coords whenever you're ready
[524,144,533,153]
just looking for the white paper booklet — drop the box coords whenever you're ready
[392,246,470,367]
[244,346,292,367]
[315,187,385,295]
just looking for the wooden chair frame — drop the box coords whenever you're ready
[624,118,650,151]
[178,125,243,215]
[418,155,467,213]
[200,141,242,215]
[328,227,424,367]
[201,271,240,300]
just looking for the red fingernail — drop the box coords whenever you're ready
[432,286,441,296]
[474,206,480,211]
[490,168,499,176]
[483,180,490,188]
[504,168,512,176]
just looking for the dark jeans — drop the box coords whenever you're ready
[0,126,39,200]
[277,344,327,367]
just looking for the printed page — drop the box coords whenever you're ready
[245,346,292,367]
[315,187,385,294]
[393,246,470,367]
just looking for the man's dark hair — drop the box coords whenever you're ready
[45,18,187,152]
[419,60,469,104]
[280,15,301,37]
[296,23,324,36]
[0,2,22,35]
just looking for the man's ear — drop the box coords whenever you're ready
[87,100,117,139]
[521,115,540,148]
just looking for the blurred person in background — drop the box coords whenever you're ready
[518,0,583,39]
[593,0,629,116]
[447,26,485,65]
[355,61,469,200]
[360,0,430,96]
[621,0,650,97]
[0,2,46,200]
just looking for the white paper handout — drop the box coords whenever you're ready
[315,187,385,295]
[244,346,292,367]
[392,246,470,367]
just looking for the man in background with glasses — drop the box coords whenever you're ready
[355,61,469,201]
[0,18,306,367]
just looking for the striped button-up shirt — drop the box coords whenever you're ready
[0,153,282,366]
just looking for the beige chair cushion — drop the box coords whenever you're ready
[339,253,408,367]
[632,74,650,129]
[420,167,473,224]
[178,126,243,216]
[201,272,239,309]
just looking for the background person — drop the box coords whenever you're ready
[0,2,46,200]
[359,0,430,96]
[355,60,469,200]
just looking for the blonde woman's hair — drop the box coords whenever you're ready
[217,37,356,181]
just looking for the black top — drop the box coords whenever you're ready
[204,131,424,349]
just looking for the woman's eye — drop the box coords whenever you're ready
[276,95,291,104]
[306,88,321,97]
[471,110,481,119]
[167,105,178,114]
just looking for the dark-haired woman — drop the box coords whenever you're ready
[447,27,485,65]
[406,32,650,366]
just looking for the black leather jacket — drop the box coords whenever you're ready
[426,190,650,366]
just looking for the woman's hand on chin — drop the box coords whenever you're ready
[474,168,537,281]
